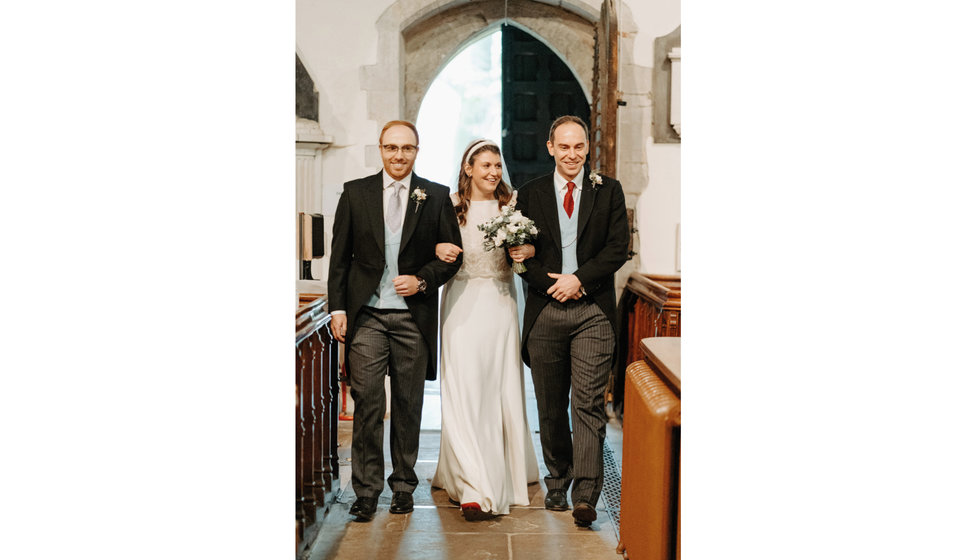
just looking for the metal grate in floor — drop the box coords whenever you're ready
[599,439,622,539]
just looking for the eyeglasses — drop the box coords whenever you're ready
[381,144,418,155]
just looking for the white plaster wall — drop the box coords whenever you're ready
[296,0,397,254]
[637,140,681,272]
[620,0,681,274]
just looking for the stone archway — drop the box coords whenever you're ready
[400,1,596,123]
[357,0,599,163]
[355,0,649,212]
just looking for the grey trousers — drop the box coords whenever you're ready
[347,307,428,498]
[527,299,614,507]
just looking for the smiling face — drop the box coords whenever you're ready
[465,150,503,200]
[379,124,419,181]
[547,121,589,182]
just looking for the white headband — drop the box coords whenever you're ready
[464,139,497,164]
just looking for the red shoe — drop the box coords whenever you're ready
[461,502,492,522]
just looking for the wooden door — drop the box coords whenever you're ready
[501,25,591,189]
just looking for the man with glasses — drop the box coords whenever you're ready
[328,120,462,522]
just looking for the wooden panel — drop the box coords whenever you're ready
[612,273,681,416]
[514,93,537,121]
[591,0,619,175]
[295,347,307,535]
[326,330,341,495]
[619,359,680,560]
[301,337,317,522]
[642,337,680,396]
[296,296,341,548]
[310,331,327,506]
[502,24,590,188]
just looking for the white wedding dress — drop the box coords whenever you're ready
[431,197,539,514]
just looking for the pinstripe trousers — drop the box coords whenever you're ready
[347,307,428,498]
[527,299,615,507]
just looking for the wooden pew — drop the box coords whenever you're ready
[613,273,680,418]
[295,296,340,550]
[618,337,681,560]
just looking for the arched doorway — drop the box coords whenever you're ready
[388,0,617,173]
[414,23,591,190]
[414,29,504,188]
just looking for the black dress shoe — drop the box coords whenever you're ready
[349,496,378,522]
[544,489,569,511]
[389,491,414,514]
[572,502,597,527]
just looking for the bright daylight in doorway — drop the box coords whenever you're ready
[415,29,507,190]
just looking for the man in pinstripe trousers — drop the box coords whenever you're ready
[329,121,462,522]
[512,115,630,527]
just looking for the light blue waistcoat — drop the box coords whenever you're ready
[365,217,408,310]
[558,192,580,274]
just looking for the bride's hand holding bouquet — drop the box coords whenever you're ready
[476,206,538,273]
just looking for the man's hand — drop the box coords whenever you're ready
[508,244,535,263]
[393,275,420,297]
[546,272,583,302]
[330,314,347,343]
[436,242,463,263]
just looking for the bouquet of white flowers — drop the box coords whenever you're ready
[477,205,539,273]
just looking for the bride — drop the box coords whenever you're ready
[430,139,539,521]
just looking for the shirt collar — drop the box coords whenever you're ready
[553,168,586,195]
[383,170,412,190]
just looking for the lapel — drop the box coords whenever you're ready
[366,171,385,253]
[399,173,422,256]
[537,176,562,255]
[577,167,597,238]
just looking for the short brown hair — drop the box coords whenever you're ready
[379,120,420,146]
[548,115,589,142]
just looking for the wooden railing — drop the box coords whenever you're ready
[295,295,340,549]
[612,273,681,416]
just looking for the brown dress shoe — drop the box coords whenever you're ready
[572,502,597,527]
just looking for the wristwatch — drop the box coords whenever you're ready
[415,276,427,295]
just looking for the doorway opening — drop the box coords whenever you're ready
[415,29,503,188]
[415,23,592,412]
[414,24,591,192]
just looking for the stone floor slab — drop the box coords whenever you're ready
[402,504,613,535]
[308,525,510,560]
[510,532,622,560]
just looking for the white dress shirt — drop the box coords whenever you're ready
[552,168,585,208]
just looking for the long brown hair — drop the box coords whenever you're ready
[455,140,511,225]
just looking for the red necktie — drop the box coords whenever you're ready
[563,182,575,217]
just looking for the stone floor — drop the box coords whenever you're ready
[302,372,625,560]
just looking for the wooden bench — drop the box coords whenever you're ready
[618,337,681,560]
[295,296,340,551]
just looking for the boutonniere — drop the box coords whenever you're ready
[588,170,603,190]
[410,187,427,212]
